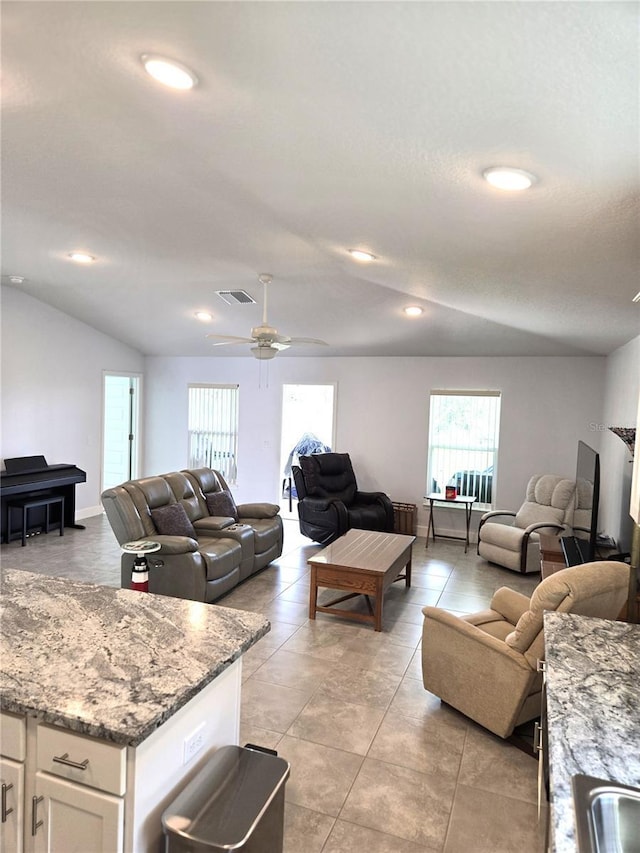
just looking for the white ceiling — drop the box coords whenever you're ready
[2,1,639,358]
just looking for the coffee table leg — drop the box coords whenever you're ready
[405,554,412,588]
[309,567,318,620]
[374,578,383,631]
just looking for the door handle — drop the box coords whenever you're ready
[1,782,13,822]
[32,795,44,836]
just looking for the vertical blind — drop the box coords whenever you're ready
[426,390,501,507]
[188,384,239,483]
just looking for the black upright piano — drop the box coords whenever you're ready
[0,455,87,543]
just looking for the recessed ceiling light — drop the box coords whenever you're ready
[404,306,423,317]
[348,249,377,262]
[8,275,25,285]
[633,292,640,303]
[482,167,537,191]
[68,251,95,263]
[194,311,213,322]
[141,54,198,90]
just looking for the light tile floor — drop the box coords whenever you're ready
[1,516,548,852]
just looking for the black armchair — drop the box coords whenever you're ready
[292,452,394,545]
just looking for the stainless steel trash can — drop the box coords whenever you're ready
[162,745,290,852]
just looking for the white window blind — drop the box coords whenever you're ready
[426,390,501,508]
[188,384,239,483]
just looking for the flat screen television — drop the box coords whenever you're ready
[573,440,600,561]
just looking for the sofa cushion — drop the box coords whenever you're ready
[205,490,238,521]
[150,503,197,539]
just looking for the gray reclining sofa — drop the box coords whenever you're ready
[101,468,283,603]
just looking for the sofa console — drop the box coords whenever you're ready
[101,468,283,603]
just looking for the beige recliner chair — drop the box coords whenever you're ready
[477,474,575,573]
[421,561,630,738]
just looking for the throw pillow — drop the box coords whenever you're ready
[150,503,197,538]
[205,490,238,521]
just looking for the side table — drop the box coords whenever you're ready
[424,493,477,553]
[122,540,161,592]
[539,533,566,580]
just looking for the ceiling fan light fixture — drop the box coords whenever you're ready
[141,54,198,90]
[68,251,95,264]
[404,306,423,317]
[251,345,278,360]
[348,249,376,262]
[482,167,536,191]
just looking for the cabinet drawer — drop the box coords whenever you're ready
[37,725,126,796]
[0,712,26,761]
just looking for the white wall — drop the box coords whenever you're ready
[145,354,607,537]
[600,334,640,550]
[1,287,145,516]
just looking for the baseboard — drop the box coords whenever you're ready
[76,505,104,521]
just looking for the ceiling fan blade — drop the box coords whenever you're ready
[207,334,255,346]
[288,337,329,346]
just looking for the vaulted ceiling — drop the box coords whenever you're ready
[2,1,638,357]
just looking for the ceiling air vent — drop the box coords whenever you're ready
[215,290,256,305]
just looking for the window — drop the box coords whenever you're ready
[188,384,239,483]
[426,391,501,508]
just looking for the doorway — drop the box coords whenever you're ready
[102,373,141,491]
[280,383,336,518]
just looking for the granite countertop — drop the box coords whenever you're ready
[544,611,640,853]
[0,569,270,746]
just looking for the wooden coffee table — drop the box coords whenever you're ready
[308,529,416,631]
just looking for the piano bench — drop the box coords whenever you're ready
[7,495,65,547]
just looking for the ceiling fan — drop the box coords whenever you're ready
[207,273,328,359]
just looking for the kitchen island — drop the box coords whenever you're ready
[0,569,269,853]
[544,612,640,853]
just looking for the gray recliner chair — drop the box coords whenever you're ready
[477,474,575,573]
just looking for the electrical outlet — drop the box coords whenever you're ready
[183,722,206,765]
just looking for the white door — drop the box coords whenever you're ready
[0,757,24,853]
[102,374,140,491]
[33,773,124,853]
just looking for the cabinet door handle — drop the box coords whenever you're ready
[536,659,546,673]
[1,782,14,822]
[32,795,43,836]
[533,721,542,753]
[52,751,89,770]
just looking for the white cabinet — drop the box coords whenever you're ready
[0,657,242,853]
[1,711,26,853]
[32,773,123,853]
[31,723,126,853]
[1,756,25,853]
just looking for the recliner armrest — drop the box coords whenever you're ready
[152,535,199,554]
[353,491,394,528]
[522,521,568,535]
[298,496,349,533]
[480,510,516,523]
[354,490,389,505]
[422,606,534,669]
[236,502,280,519]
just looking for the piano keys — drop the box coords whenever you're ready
[1,455,87,543]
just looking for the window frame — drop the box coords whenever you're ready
[425,389,501,511]
[187,383,239,484]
